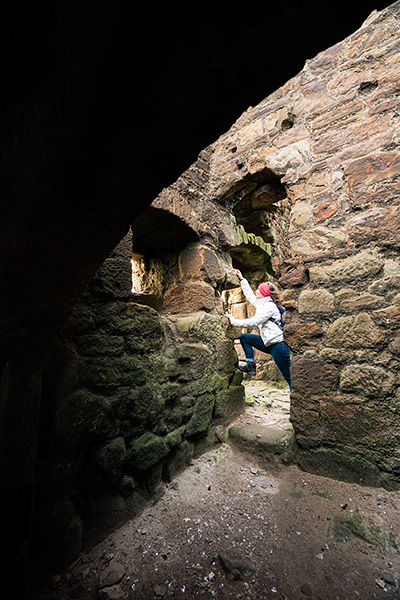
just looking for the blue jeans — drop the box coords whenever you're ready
[239,333,291,391]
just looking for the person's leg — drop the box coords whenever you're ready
[269,341,291,391]
[238,334,269,375]
[239,333,269,360]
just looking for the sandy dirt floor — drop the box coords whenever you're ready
[36,382,400,600]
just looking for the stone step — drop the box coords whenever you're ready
[228,422,296,466]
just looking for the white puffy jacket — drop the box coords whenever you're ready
[230,278,283,347]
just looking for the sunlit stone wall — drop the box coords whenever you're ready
[209,3,400,487]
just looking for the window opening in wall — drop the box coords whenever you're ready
[130,206,199,309]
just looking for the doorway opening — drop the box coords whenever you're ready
[221,169,292,436]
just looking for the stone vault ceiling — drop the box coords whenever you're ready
[0,0,393,323]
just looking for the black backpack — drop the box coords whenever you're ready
[275,305,286,330]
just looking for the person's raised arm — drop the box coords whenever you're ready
[234,268,243,280]
[234,268,257,306]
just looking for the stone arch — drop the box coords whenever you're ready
[217,166,293,281]
[131,206,199,257]
[130,206,200,308]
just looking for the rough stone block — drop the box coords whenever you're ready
[326,313,385,348]
[369,273,400,295]
[372,305,400,329]
[319,347,355,364]
[231,302,247,319]
[173,312,225,344]
[128,432,169,472]
[228,422,295,464]
[81,355,148,390]
[185,393,215,437]
[338,292,383,310]
[176,342,214,380]
[179,245,225,284]
[224,286,245,304]
[290,405,321,449]
[309,250,383,284]
[56,390,119,453]
[279,268,308,287]
[289,199,312,229]
[78,334,124,357]
[214,386,245,423]
[347,206,400,246]
[90,257,133,299]
[344,152,400,205]
[296,447,382,487]
[88,438,126,488]
[124,383,165,425]
[339,363,396,398]
[298,289,335,314]
[291,357,339,396]
[289,226,347,256]
[283,321,323,352]
[216,339,239,372]
[389,337,400,356]
[163,440,194,482]
[163,281,216,313]
[311,192,338,223]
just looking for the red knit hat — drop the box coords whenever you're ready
[258,282,270,297]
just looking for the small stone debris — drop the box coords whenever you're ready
[300,582,312,596]
[375,578,387,590]
[381,570,399,585]
[153,584,166,596]
[98,560,126,589]
[218,551,256,581]
[98,584,128,600]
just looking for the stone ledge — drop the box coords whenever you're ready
[228,423,296,465]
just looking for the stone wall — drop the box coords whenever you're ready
[34,229,244,577]
[208,2,400,487]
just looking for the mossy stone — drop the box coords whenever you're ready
[80,355,147,391]
[124,383,165,425]
[185,393,215,438]
[77,334,124,357]
[173,312,226,345]
[79,437,127,491]
[333,512,367,543]
[214,386,245,423]
[165,430,182,448]
[128,432,169,472]
[181,372,226,398]
[56,390,119,455]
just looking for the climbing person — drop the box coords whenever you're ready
[226,269,291,391]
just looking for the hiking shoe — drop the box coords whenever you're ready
[238,361,256,376]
